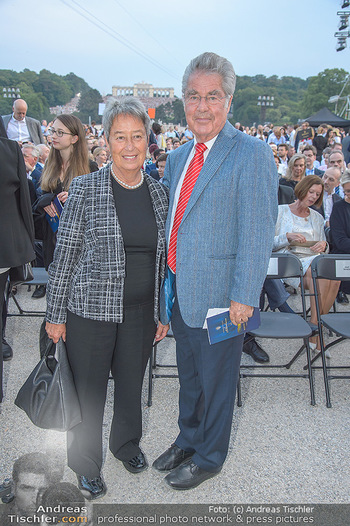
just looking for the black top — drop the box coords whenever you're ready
[279,178,299,191]
[329,199,350,254]
[33,182,64,270]
[112,175,158,307]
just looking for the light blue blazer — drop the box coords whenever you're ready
[161,121,278,328]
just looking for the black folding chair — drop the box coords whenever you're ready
[147,326,176,407]
[310,254,350,408]
[6,268,49,317]
[237,253,315,406]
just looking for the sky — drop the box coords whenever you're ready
[1,0,350,98]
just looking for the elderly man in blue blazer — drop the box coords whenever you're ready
[153,52,278,490]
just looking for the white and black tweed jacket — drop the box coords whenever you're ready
[46,165,169,324]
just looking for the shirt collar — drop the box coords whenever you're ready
[11,113,26,123]
[194,134,218,153]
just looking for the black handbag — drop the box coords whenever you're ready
[9,262,34,285]
[15,338,82,432]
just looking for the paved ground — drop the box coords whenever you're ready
[1,285,349,506]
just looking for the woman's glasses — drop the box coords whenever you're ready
[48,128,74,138]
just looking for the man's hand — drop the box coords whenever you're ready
[46,322,66,343]
[155,322,169,342]
[229,300,254,326]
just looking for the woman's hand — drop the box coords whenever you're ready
[286,232,307,244]
[311,241,327,253]
[155,322,169,342]
[46,322,66,343]
[43,203,57,217]
[57,191,69,204]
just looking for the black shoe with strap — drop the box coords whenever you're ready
[77,474,107,500]
[122,451,148,473]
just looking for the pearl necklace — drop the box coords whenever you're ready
[110,164,144,190]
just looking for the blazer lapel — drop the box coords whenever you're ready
[181,122,239,223]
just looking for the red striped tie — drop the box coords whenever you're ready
[168,142,207,273]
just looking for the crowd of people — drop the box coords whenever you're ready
[1,50,350,508]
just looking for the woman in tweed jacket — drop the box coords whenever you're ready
[45,98,169,500]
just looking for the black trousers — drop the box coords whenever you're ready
[0,271,9,403]
[65,303,156,478]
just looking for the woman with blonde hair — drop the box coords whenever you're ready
[34,114,90,269]
[279,153,306,191]
[93,147,108,169]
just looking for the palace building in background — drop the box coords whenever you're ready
[112,82,175,110]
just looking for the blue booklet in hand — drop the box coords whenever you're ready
[45,196,63,233]
[162,266,175,321]
[206,308,260,345]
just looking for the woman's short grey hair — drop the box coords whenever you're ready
[182,52,236,100]
[102,97,150,141]
[341,169,350,186]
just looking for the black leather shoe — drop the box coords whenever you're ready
[77,474,107,500]
[153,443,193,472]
[164,458,221,490]
[243,339,269,363]
[32,285,46,299]
[336,291,349,304]
[2,338,13,361]
[122,451,148,473]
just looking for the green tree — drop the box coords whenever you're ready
[63,72,90,95]
[155,98,185,125]
[301,68,350,116]
[34,69,73,106]
[76,88,103,123]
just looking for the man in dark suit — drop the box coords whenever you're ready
[313,167,342,223]
[153,52,278,490]
[0,138,35,402]
[0,116,7,138]
[2,99,44,145]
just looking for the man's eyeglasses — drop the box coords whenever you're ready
[185,94,227,107]
[48,128,74,137]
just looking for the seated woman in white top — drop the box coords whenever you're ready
[273,175,340,354]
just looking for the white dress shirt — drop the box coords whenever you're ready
[323,190,334,222]
[6,115,31,143]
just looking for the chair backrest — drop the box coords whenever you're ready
[267,253,303,279]
[311,254,350,281]
[267,253,307,319]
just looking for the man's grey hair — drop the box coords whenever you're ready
[329,150,344,160]
[102,97,150,141]
[37,144,49,155]
[341,169,350,186]
[22,144,39,159]
[182,52,236,100]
